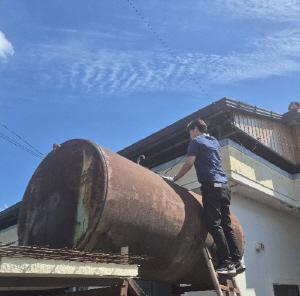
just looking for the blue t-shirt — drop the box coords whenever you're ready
[187,134,228,184]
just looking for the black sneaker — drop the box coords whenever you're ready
[216,263,236,276]
[234,260,246,274]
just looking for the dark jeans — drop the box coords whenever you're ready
[201,182,241,265]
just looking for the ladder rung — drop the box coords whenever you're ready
[220,284,240,292]
[203,247,243,296]
[219,284,231,292]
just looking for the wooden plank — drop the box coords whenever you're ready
[0,255,139,290]
[120,280,128,296]
[231,277,242,295]
[128,279,146,296]
[54,287,123,296]
[0,289,65,296]
[0,256,138,279]
[0,277,123,289]
[219,284,231,291]
[234,113,298,165]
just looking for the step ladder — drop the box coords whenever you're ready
[203,247,243,296]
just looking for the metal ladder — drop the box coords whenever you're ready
[203,247,243,296]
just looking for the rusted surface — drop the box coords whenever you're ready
[18,139,245,288]
[18,140,107,249]
[0,245,146,265]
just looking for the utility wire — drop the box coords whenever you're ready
[0,132,43,159]
[0,122,44,159]
[0,122,44,157]
[123,0,300,183]
[124,0,211,99]
[123,0,269,154]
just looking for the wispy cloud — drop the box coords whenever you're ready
[0,31,14,60]
[40,26,142,41]
[49,30,300,91]
[209,0,300,20]
[3,29,300,95]
[201,29,300,84]
[253,29,300,56]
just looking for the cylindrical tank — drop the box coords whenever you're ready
[18,139,244,288]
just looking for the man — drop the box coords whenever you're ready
[165,119,245,276]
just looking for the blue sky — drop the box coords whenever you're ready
[1,0,300,209]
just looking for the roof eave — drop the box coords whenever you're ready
[0,202,21,231]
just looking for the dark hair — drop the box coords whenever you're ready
[289,101,300,111]
[187,119,208,133]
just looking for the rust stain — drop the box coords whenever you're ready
[18,139,245,288]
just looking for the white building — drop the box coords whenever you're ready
[1,98,300,296]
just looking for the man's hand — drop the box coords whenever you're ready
[162,156,196,183]
[162,175,175,182]
[172,156,196,182]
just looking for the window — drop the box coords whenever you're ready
[274,285,300,296]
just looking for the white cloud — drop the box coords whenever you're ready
[209,0,300,20]
[5,29,300,94]
[40,26,142,41]
[201,29,300,84]
[56,30,300,92]
[0,31,14,59]
[254,29,300,56]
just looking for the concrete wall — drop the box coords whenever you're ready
[155,139,300,210]
[184,193,300,296]
[230,193,300,296]
[225,140,300,208]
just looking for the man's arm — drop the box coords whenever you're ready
[174,156,196,182]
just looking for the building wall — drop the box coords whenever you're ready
[231,193,300,296]
[183,193,300,296]
[156,139,300,209]
[224,140,300,209]
[233,112,298,165]
[292,125,300,164]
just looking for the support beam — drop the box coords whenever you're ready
[0,255,139,290]
[56,287,124,296]
[0,277,123,289]
[128,279,146,296]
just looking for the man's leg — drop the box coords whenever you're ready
[202,185,232,266]
[220,186,242,262]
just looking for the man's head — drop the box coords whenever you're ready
[289,101,300,112]
[187,119,208,139]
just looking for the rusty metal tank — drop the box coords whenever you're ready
[18,139,244,288]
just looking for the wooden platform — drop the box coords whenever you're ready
[0,245,141,292]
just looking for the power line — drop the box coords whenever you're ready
[122,0,276,155]
[124,0,211,99]
[125,0,174,53]
[123,0,300,185]
[0,122,44,159]
[0,122,44,157]
[0,132,43,159]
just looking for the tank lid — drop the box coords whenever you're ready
[18,139,108,250]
